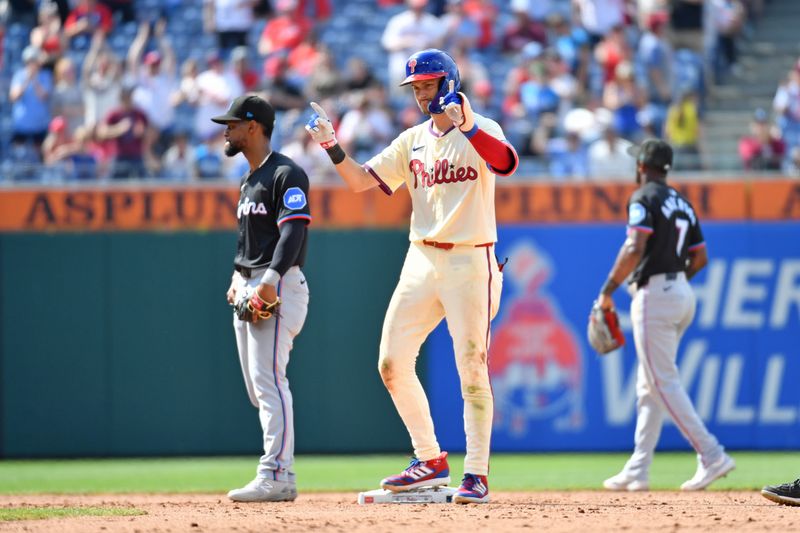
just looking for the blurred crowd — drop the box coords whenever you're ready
[0,0,794,183]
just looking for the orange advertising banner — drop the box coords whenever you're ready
[0,180,794,232]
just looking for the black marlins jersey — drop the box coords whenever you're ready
[626,181,705,287]
[234,152,312,270]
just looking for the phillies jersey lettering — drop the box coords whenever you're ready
[364,113,512,245]
[410,159,479,189]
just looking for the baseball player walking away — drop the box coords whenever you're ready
[597,139,735,492]
[213,95,312,502]
[762,478,800,506]
[306,49,518,504]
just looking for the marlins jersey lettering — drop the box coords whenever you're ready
[364,114,513,245]
[235,152,312,270]
[626,181,705,286]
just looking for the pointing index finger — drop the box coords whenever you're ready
[310,102,328,121]
[448,79,454,94]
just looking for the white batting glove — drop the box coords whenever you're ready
[305,102,338,149]
[441,80,475,134]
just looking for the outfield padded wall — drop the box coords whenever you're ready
[0,230,411,458]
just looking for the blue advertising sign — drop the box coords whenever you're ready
[427,222,800,451]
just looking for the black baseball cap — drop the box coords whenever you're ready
[627,138,673,172]
[211,95,275,130]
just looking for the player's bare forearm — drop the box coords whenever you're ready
[686,246,708,280]
[333,156,379,193]
[599,231,649,305]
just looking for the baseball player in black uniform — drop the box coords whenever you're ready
[213,95,312,502]
[597,139,735,491]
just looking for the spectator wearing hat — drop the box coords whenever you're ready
[10,46,53,152]
[97,84,151,179]
[128,20,179,161]
[204,0,257,52]
[738,108,785,171]
[42,116,73,168]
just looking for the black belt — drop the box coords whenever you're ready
[638,272,678,289]
[235,265,257,278]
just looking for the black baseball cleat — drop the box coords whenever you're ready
[761,479,800,506]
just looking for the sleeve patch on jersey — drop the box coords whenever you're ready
[283,187,307,210]
[628,203,647,226]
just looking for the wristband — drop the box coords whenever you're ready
[326,144,346,165]
[260,268,281,287]
[320,138,338,150]
[462,123,479,139]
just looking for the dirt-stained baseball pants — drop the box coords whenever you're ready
[378,242,502,476]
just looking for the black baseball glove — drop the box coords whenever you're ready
[587,302,625,354]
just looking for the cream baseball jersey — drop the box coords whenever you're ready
[364,114,512,245]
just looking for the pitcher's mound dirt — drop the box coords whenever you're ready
[0,491,791,532]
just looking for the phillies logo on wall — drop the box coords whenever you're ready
[408,59,417,73]
[409,159,478,189]
[490,241,586,436]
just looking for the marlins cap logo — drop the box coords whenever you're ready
[408,59,417,73]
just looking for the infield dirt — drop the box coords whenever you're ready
[0,491,792,532]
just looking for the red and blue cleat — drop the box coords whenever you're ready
[380,452,451,492]
[453,473,490,504]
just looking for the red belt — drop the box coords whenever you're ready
[422,240,493,250]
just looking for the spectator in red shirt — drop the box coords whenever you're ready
[739,108,785,171]
[258,0,312,57]
[64,0,113,44]
[230,46,260,92]
[97,84,151,180]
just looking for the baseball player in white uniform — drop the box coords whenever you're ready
[306,49,518,504]
[598,139,734,492]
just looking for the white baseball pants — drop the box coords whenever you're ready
[378,242,502,476]
[622,272,725,479]
[233,266,309,481]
